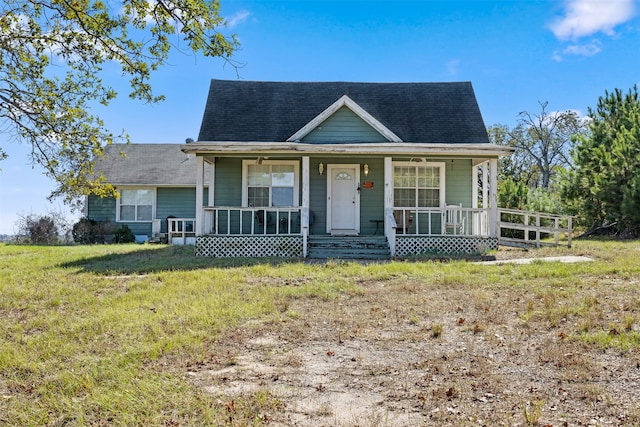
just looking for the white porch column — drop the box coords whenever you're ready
[195,155,204,236]
[302,156,310,258]
[384,156,395,256]
[472,164,478,209]
[208,158,215,207]
[482,161,489,209]
[489,158,498,237]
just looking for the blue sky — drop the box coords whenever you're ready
[1,0,639,234]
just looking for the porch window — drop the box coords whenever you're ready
[117,188,155,221]
[393,163,445,208]
[242,160,299,207]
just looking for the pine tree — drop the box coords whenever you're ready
[561,86,640,236]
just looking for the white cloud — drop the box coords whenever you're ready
[226,10,251,29]
[552,39,602,61]
[563,42,602,56]
[550,0,636,40]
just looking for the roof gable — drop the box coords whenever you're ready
[197,80,490,144]
[287,95,402,143]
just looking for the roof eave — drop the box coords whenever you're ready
[182,142,514,157]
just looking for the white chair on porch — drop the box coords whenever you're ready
[445,204,465,235]
[393,210,413,234]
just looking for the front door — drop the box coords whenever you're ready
[326,164,360,235]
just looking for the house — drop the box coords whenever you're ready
[88,80,513,258]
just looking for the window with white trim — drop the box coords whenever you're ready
[242,160,299,207]
[393,163,445,208]
[117,188,155,221]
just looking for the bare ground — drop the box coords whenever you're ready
[189,251,640,426]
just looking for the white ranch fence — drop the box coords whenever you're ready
[498,208,573,248]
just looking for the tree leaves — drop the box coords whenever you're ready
[0,0,238,207]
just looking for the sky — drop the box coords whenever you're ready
[1,0,639,235]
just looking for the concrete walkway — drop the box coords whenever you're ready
[477,255,594,265]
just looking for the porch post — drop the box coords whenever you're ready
[195,155,204,236]
[482,161,489,209]
[208,158,215,207]
[472,164,478,209]
[489,158,498,237]
[302,156,310,258]
[482,161,489,236]
[384,156,395,256]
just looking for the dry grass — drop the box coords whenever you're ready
[1,239,640,426]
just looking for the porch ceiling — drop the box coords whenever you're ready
[181,142,514,157]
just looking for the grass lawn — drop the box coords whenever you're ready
[1,240,639,426]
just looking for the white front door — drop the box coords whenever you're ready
[326,164,360,235]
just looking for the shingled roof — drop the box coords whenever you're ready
[197,80,490,144]
[95,144,208,186]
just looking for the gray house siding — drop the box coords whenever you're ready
[302,107,388,143]
[445,159,472,207]
[157,187,198,233]
[88,187,208,236]
[212,158,242,206]
[358,158,385,235]
[87,195,116,222]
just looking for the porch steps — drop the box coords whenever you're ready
[307,236,390,260]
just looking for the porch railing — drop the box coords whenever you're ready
[392,207,490,237]
[202,207,303,235]
[167,218,196,244]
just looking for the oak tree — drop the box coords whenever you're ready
[488,102,588,190]
[0,0,237,205]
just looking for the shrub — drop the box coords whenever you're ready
[72,218,115,243]
[26,216,58,244]
[113,224,135,243]
[72,218,98,243]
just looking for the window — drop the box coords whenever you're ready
[117,188,155,221]
[242,160,299,207]
[393,163,445,208]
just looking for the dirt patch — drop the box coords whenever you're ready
[188,256,640,426]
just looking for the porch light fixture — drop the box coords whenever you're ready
[318,162,324,175]
[363,163,369,176]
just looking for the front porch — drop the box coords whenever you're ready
[188,205,498,258]
[183,147,508,258]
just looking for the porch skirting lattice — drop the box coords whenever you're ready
[195,235,304,257]
[395,236,498,256]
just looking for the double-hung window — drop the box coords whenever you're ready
[242,160,299,207]
[117,188,155,221]
[393,162,445,208]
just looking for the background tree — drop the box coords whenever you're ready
[561,85,640,237]
[15,211,72,244]
[0,0,237,206]
[488,102,588,190]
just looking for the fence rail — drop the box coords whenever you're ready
[498,208,573,248]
